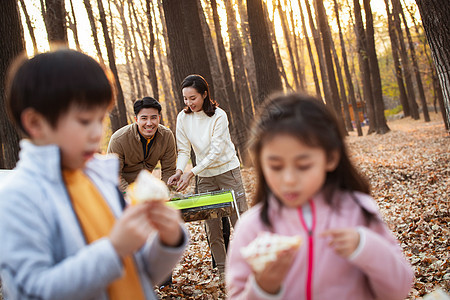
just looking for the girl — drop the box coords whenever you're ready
[167,74,248,280]
[226,93,414,299]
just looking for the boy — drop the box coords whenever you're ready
[0,49,188,300]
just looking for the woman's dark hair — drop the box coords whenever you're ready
[248,92,374,227]
[181,74,217,117]
[6,49,115,136]
[133,96,162,115]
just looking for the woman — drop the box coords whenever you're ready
[167,74,248,280]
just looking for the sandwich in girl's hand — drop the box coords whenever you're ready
[127,170,170,204]
[240,232,302,273]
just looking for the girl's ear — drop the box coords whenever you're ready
[326,150,340,172]
[203,91,207,99]
[21,108,49,141]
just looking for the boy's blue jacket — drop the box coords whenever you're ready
[0,140,188,300]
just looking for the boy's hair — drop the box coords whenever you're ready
[181,74,217,117]
[248,92,373,227]
[133,96,162,115]
[6,49,115,136]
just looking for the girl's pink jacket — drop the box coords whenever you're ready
[226,191,414,300]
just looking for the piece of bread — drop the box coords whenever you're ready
[240,232,302,273]
[127,170,170,204]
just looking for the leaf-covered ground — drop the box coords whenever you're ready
[156,113,449,300]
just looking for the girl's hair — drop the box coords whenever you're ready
[248,92,374,227]
[6,49,115,136]
[181,74,217,117]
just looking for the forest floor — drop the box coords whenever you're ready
[156,112,449,300]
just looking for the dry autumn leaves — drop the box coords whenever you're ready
[155,113,448,300]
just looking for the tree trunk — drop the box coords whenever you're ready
[236,0,259,107]
[83,0,105,65]
[384,0,410,117]
[263,1,292,92]
[247,0,283,104]
[43,0,68,48]
[398,1,430,121]
[354,0,376,134]
[314,0,343,122]
[224,0,255,118]
[145,0,159,99]
[415,0,450,131]
[0,0,22,168]
[96,0,127,131]
[277,1,300,90]
[18,0,38,55]
[392,0,420,119]
[363,0,390,134]
[298,0,322,99]
[289,4,306,91]
[333,0,362,135]
[304,0,331,104]
[68,0,81,51]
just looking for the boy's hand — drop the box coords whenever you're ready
[109,203,154,258]
[321,228,360,258]
[254,247,297,295]
[147,201,183,247]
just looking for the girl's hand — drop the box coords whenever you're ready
[109,203,154,258]
[147,201,183,247]
[321,228,360,258]
[176,171,194,192]
[167,170,182,186]
[254,247,297,295]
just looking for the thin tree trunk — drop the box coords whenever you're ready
[304,0,331,104]
[354,0,376,134]
[363,0,390,133]
[18,0,38,55]
[83,0,105,65]
[298,0,322,99]
[225,0,255,117]
[392,0,420,119]
[289,4,306,91]
[398,1,430,121]
[96,0,127,131]
[277,1,300,90]
[384,0,410,117]
[333,0,362,135]
[68,0,81,51]
[145,0,159,99]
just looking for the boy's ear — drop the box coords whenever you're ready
[326,150,340,172]
[21,108,48,140]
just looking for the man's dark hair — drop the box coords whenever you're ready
[6,49,115,136]
[133,97,162,115]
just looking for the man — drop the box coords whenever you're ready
[107,97,176,192]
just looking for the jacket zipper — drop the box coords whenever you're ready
[298,200,316,300]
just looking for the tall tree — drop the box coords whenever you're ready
[363,0,390,133]
[67,0,81,51]
[247,0,283,104]
[18,0,38,55]
[354,0,376,133]
[384,0,410,117]
[43,0,68,48]
[96,0,128,131]
[333,0,362,135]
[398,0,429,121]
[415,0,450,131]
[145,0,159,99]
[298,0,322,99]
[83,0,105,65]
[0,0,22,168]
[392,0,420,119]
